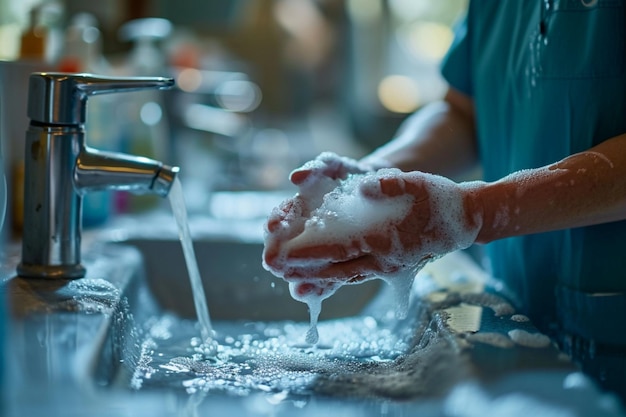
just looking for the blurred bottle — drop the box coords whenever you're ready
[58,13,110,73]
[19,6,46,60]
[9,4,51,236]
[19,2,64,63]
[58,13,120,227]
[116,18,172,213]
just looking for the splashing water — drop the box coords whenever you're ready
[128,310,433,400]
[168,178,216,353]
[125,270,508,401]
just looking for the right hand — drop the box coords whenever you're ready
[263,168,483,284]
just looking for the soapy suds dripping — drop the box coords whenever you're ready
[264,165,479,344]
[268,169,416,344]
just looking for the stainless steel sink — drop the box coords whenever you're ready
[4,201,623,416]
[100,219,577,400]
[121,236,381,322]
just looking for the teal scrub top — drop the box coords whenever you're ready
[441,0,626,340]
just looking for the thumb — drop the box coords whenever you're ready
[359,170,420,199]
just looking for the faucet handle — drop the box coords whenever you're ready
[27,72,175,125]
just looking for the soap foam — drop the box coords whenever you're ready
[281,170,414,272]
[510,314,530,323]
[265,168,417,341]
[507,329,551,348]
[263,157,480,342]
[288,279,342,344]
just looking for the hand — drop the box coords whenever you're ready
[263,169,483,283]
[273,152,391,234]
[289,151,389,188]
[263,152,383,276]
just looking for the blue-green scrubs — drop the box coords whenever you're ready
[441,0,626,397]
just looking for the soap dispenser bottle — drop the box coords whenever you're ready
[19,5,46,61]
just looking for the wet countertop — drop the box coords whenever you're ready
[1,213,625,417]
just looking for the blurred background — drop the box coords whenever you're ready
[0,0,466,232]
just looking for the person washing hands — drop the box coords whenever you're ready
[263,0,626,402]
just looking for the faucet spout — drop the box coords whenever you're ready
[75,148,179,197]
[17,124,179,280]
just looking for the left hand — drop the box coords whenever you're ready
[263,152,384,277]
[263,169,483,283]
[288,151,387,187]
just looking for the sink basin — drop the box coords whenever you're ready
[97,216,578,402]
[121,236,381,322]
[4,199,623,416]
[102,218,435,398]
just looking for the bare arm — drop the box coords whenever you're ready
[365,87,626,243]
[361,88,479,178]
[264,87,626,282]
[470,133,626,244]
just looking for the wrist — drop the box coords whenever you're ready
[460,180,487,244]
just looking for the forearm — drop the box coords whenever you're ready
[361,89,479,178]
[470,134,626,244]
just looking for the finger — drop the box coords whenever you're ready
[262,242,281,272]
[266,196,309,234]
[285,240,364,264]
[290,163,343,185]
[379,176,407,197]
[284,254,384,280]
[402,174,429,197]
[359,175,405,199]
[291,152,363,186]
[363,233,392,253]
[361,176,406,198]
[266,200,295,233]
[289,153,336,185]
[291,280,340,298]
[289,168,312,185]
[281,230,394,267]
[360,174,428,202]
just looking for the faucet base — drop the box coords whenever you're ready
[16,263,86,279]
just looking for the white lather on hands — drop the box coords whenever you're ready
[262,152,483,344]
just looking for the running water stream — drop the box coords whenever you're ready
[168,178,215,347]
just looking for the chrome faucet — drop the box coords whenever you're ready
[17,72,178,279]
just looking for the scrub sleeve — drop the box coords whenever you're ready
[440,0,626,401]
